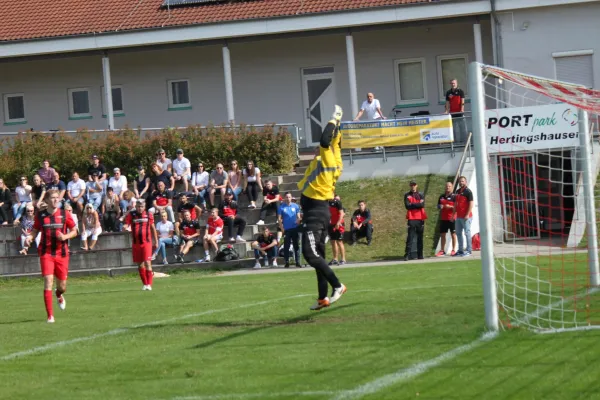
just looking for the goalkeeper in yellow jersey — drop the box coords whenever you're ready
[298,105,347,311]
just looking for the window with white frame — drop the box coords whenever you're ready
[101,85,124,115]
[68,88,91,118]
[168,79,191,109]
[3,93,26,123]
[437,55,468,101]
[394,58,427,105]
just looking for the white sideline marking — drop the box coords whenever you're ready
[0,294,311,361]
[330,331,499,400]
[173,391,341,400]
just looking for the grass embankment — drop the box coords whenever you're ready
[335,175,453,261]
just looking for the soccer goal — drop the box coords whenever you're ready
[469,62,600,333]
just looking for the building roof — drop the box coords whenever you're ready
[0,0,439,42]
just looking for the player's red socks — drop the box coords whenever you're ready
[44,290,53,318]
[138,268,148,285]
[146,269,153,286]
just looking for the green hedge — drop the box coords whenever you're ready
[0,125,297,184]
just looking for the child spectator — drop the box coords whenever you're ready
[251,226,278,269]
[351,200,373,246]
[256,180,280,226]
[218,189,246,243]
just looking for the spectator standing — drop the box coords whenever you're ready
[277,192,302,268]
[403,179,427,261]
[227,160,243,201]
[152,211,178,265]
[80,203,102,251]
[453,176,474,257]
[172,149,191,192]
[108,168,129,212]
[351,200,373,246]
[66,172,86,217]
[218,190,247,243]
[155,148,172,172]
[31,174,46,210]
[46,172,66,207]
[191,162,209,208]
[328,195,346,266]
[37,160,56,185]
[133,166,151,205]
[174,210,201,264]
[243,160,262,209]
[86,173,103,211]
[208,164,228,208]
[13,176,33,225]
[353,93,386,121]
[151,163,175,193]
[149,181,175,223]
[436,182,457,257]
[176,193,202,223]
[201,208,224,262]
[444,79,467,143]
[252,227,278,269]
[87,155,108,193]
[101,187,121,232]
[256,180,280,226]
[0,178,12,225]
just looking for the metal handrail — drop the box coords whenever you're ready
[453,131,473,189]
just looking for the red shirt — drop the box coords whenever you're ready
[445,88,465,113]
[263,186,280,201]
[438,193,455,221]
[125,210,154,245]
[219,200,238,218]
[153,191,171,207]
[404,191,427,221]
[34,208,76,257]
[181,220,200,237]
[207,216,224,235]
[455,187,474,219]
[328,199,344,226]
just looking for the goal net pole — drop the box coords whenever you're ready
[578,111,600,286]
[469,61,499,331]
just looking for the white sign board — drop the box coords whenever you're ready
[485,104,580,154]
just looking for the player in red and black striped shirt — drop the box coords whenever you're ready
[24,189,78,323]
[124,202,158,290]
[436,182,457,257]
[328,194,346,265]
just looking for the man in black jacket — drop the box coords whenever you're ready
[0,178,12,224]
[350,200,372,246]
[403,180,427,261]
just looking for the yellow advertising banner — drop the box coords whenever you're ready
[340,115,454,149]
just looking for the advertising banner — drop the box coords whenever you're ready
[485,103,580,154]
[340,114,454,149]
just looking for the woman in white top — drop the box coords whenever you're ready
[153,211,178,265]
[228,160,243,202]
[191,162,210,207]
[13,176,33,225]
[81,203,102,251]
[242,160,262,209]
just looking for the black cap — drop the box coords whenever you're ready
[409,180,417,185]
[176,148,183,154]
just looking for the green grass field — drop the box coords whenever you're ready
[2,261,600,400]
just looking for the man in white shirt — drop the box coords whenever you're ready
[108,168,129,212]
[353,93,386,121]
[66,172,87,217]
[172,148,191,192]
[156,148,172,172]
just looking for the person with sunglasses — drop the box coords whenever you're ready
[155,148,172,173]
[191,162,209,208]
[13,176,33,225]
[208,163,228,209]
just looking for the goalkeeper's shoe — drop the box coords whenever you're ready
[310,298,330,311]
[330,284,347,304]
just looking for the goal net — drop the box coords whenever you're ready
[469,62,600,333]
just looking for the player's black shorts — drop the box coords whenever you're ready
[328,224,345,241]
[439,220,455,233]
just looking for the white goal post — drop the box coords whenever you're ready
[469,62,600,333]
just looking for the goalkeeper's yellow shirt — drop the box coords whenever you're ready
[298,119,343,201]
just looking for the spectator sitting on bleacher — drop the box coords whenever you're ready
[88,155,108,194]
[208,163,228,209]
[66,172,86,218]
[102,186,121,232]
[13,176,32,225]
[37,160,56,185]
[31,174,46,211]
[133,166,151,203]
[351,200,373,246]
[149,181,175,223]
[63,203,79,234]
[191,162,209,208]
[151,163,175,193]
[201,208,224,263]
[108,168,129,212]
[0,178,12,225]
[80,203,102,251]
[172,149,191,192]
[218,189,247,243]
[18,205,39,255]
[155,148,172,172]
[152,211,178,265]
[251,226,278,269]
[45,172,66,208]
[119,190,137,220]
[256,180,280,226]
[86,172,103,211]
[243,160,262,209]
[174,210,201,264]
[177,193,202,225]
[227,160,243,201]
